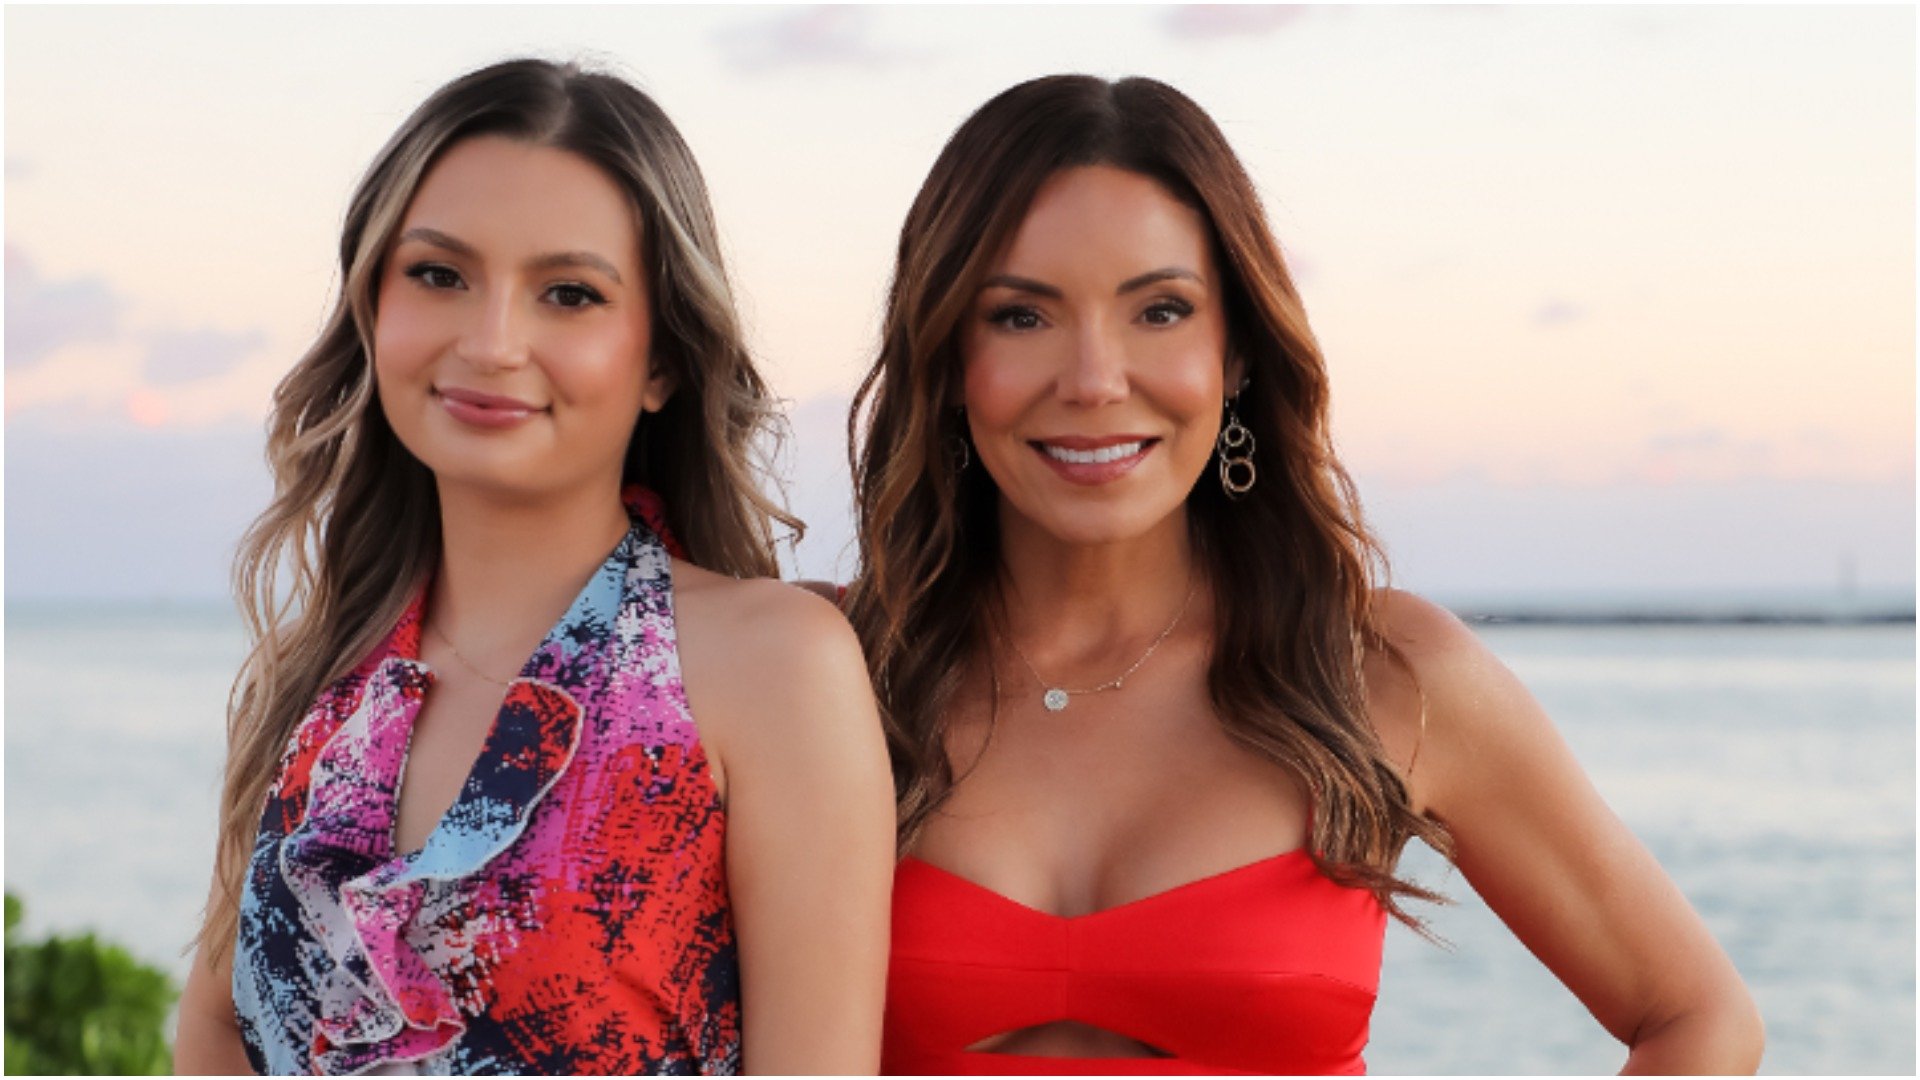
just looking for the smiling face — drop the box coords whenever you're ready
[372,135,669,502]
[960,164,1240,548]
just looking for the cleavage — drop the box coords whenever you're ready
[392,672,506,857]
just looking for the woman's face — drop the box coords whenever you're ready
[960,164,1238,548]
[373,135,669,501]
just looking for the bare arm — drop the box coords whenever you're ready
[679,579,894,1074]
[173,880,255,1074]
[1375,592,1764,1074]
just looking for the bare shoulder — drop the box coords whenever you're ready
[1366,587,1565,813]
[673,562,869,693]
[1362,589,1529,805]
[671,563,879,790]
[675,561,850,636]
[1377,583,1501,666]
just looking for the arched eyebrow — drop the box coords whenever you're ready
[980,274,1062,299]
[979,267,1203,298]
[527,251,624,284]
[395,226,625,285]
[1115,267,1203,294]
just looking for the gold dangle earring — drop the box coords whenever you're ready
[1217,394,1256,498]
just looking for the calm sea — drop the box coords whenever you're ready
[4,603,1913,1074]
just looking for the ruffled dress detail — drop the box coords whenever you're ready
[234,490,740,1074]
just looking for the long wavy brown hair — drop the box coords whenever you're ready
[196,58,797,962]
[846,74,1449,926]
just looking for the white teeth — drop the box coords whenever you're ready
[1043,441,1145,465]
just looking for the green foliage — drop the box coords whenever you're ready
[5,891,176,1075]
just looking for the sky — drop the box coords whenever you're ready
[5,5,1914,603]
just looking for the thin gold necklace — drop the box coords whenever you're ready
[1002,580,1198,713]
[427,622,515,687]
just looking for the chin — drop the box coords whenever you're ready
[401,439,581,503]
[1009,496,1187,549]
[406,443,553,496]
[426,465,537,498]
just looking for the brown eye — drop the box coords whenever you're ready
[1141,299,1194,326]
[545,283,606,309]
[404,263,465,290]
[987,305,1045,332]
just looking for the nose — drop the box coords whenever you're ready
[455,290,531,373]
[1057,321,1129,406]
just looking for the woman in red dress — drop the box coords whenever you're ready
[846,74,1763,1074]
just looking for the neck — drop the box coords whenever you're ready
[994,501,1204,677]
[427,479,633,666]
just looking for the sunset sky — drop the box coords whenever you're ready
[5,5,1913,602]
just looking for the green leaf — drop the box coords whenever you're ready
[2,892,178,1075]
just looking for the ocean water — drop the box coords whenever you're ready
[1368,624,1915,1075]
[4,604,1913,1074]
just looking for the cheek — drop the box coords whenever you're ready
[961,339,1046,429]
[593,318,652,404]
[1154,326,1231,419]
[370,281,440,389]
[548,315,654,436]
[1168,350,1227,411]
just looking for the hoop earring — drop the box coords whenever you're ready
[1217,397,1256,497]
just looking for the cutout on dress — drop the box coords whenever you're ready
[964,1020,1175,1059]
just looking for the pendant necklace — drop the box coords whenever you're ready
[427,622,516,688]
[1003,579,1198,713]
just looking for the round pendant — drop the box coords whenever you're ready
[1042,688,1070,712]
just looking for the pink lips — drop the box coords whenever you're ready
[1030,435,1157,486]
[435,386,544,429]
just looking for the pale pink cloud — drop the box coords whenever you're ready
[1632,426,1780,486]
[5,242,274,426]
[1531,298,1586,327]
[713,7,910,73]
[125,388,171,429]
[1162,5,1315,41]
[144,326,268,386]
[5,245,123,370]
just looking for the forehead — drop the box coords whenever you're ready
[399,135,643,265]
[994,164,1214,278]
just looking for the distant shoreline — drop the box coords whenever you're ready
[8,596,1917,629]
[1457,609,1916,627]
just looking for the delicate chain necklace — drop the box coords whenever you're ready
[427,622,515,687]
[1003,580,1198,713]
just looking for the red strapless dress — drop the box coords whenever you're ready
[883,850,1386,1075]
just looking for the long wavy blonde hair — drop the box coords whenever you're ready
[196,58,797,961]
[847,75,1450,927]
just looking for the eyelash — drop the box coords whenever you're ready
[400,262,608,309]
[403,262,464,291]
[1142,298,1194,326]
[543,283,607,309]
[985,304,1045,331]
[983,298,1196,331]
